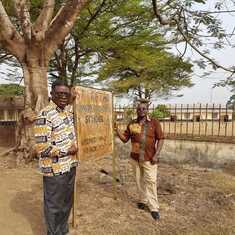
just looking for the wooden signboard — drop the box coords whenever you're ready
[73,86,113,161]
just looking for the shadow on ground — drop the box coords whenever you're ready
[10,183,46,235]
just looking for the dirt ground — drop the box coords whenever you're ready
[0,146,235,235]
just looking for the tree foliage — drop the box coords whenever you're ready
[1,0,235,91]
[48,0,235,100]
[227,94,235,109]
[98,43,193,100]
[53,0,193,101]
[0,84,24,96]
[152,0,235,74]
[150,104,170,119]
[48,0,165,85]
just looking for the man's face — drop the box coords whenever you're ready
[137,103,148,119]
[51,85,71,109]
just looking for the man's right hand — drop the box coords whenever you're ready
[67,144,78,155]
[150,158,159,165]
[113,122,118,131]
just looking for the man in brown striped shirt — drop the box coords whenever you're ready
[116,100,164,220]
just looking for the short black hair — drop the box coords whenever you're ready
[136,98,150,108]
[137,98,150,105]
[51,79,69,91]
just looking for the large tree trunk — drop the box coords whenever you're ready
[0,0,90,162]
[15,49,49,163]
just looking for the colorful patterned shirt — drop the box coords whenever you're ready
[34,101,78,176]
[123,117,164,161]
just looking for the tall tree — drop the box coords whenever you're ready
[0,0,89,112]
[48,0,162,85]
[48,0,235,96]
[98,42,193,100]
[0,0,89,159]
[2,1,235,87]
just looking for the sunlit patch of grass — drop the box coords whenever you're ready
[182,224,235,235]
[208,171,235,192]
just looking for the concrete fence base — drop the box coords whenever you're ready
[161,139,235,169]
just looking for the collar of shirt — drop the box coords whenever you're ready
[136,115,151,123]
[49,100,70,113]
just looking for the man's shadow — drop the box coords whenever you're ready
[10,183,46,235]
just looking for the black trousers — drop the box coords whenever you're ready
[43,167,76,235]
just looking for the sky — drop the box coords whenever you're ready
[155,48,235,105]
[156,0,235,105]
[0,0,235,106]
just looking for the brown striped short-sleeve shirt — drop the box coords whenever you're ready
[124,117,164,161]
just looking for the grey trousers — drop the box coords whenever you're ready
[43,167,76,235]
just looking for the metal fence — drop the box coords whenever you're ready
[114,104,235,144]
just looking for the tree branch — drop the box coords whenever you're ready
[186,9,235,15]
[54,43,67,78]
[0,53,13,63]
[13,0,32,42]
[176,20,234,73]
[71,39,80,85]
[79,0,106,35]
[152,1,235,74]
[0,1,25,60]
[32,0,55,41]
[152,0,176,26]
[45,0,90,59]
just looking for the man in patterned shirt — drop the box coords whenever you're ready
[116,99,164,220]
[34,79,78,235]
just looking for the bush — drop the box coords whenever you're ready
[150,104,170,119]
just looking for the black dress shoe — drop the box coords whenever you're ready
[137,202,146,210]
[151,211,160,220]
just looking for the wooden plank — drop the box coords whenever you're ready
[72,86,113,228]
[73,86,113,161]
[72,101,80,229]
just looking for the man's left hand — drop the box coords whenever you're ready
[151,156,159,165]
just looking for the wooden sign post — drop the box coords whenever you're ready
[72,86,114,228]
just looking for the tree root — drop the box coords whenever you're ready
[0,147,16,158]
